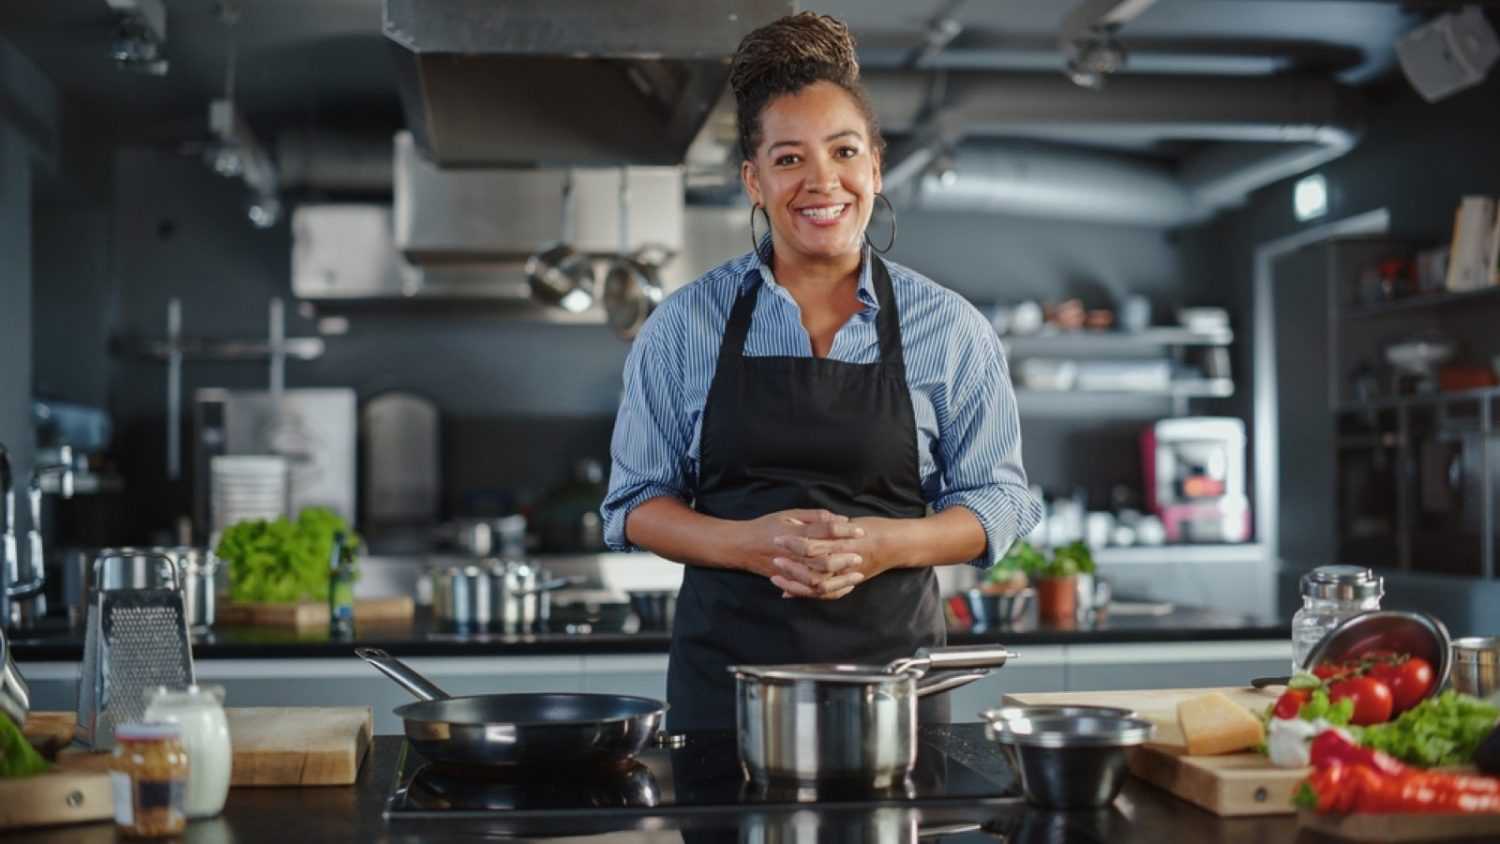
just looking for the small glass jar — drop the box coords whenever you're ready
[145,684,232,818]
[110,722,189,838]
[1290,565,1384,672]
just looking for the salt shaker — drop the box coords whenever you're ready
[144,685,233,818]
[1290,566,1384,672]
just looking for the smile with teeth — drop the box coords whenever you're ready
[799,204,848,222]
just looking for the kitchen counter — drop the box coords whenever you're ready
[5,725,1318,843]
[7,604,1286,661]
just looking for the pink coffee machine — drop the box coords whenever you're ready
[1141,417,1252,543]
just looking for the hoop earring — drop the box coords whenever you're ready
[864,192,897,254]
[749,204,773,266]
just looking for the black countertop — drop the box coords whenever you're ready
[7,725,1321,843]
[9,604,1286,662]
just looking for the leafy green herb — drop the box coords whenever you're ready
[1300,689,1355,727]
[1293,781,1318,810]
[996,541,1048,578]
[1050,540,1097,576]
[1358,691,1500,768]
[215,507,360,603]
[0,714,49,777]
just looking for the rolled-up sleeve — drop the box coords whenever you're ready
[601,311,695,551]
[930,321,1043,568]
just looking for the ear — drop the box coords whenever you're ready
[741,159,763,207]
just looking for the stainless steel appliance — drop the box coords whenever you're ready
[1141,416,1251,543]
[361,392,439,526]
[731,645,1015,786]
[194,388,357,537]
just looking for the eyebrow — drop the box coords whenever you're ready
[767,129,864,154]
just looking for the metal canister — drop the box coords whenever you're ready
[431,565,493,632]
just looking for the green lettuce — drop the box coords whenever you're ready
[1358,691,1500,767]
[0,714,49,777]
[215,507,360,603]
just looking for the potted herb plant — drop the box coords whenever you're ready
[1031,541,1097,623]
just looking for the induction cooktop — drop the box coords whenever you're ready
[384,725,1021,824]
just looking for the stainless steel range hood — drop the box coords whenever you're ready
[383,0,793,167]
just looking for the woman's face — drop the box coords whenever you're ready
[742,80,882,266]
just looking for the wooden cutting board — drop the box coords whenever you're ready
[219,596,413,628]
[225,706,373,786]
[1004,686,1306,817]
[23,706,372,789]
[1298,809,1500,841]
[0,752,113,830]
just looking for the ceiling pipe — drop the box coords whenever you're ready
[869,70,1363,226]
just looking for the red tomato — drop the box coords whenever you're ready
[1274,688,1310,719]
[1386,657,1435,714]
[1314,660,1360,682]
[1329,676,1395,725]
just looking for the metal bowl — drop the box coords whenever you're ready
[1452,637,1500,705]
[962,588,1033,631]
[980,704,1137,739]
[985,714,1155,809]
[1303,610,1453,697]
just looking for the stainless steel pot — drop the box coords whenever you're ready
[0,626,29,727]
[732,644,1016,787]
[89,546,215,630]
[431,565,494,631]
[490,560,571,633]
[1452,636,1500,704]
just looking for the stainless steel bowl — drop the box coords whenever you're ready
[980,704,1137,737]
[626,590,676,631]
[962,588,1033,631]
[985,714,1155,809]
[1452,637,1500,705]
[1304,610,1453,695]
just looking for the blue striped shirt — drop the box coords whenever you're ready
[601,246,1042,568]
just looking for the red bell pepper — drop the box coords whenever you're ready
[1297,763,1500,814]
[1309,729,1406,777]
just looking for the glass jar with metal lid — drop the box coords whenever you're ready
[1291,565,1384,672]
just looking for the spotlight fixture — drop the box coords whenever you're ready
[1066,24,1127,89]
[106,0,168,75]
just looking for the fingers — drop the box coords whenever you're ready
[775,535,855,558]
[801,520,866,540]
[771,574,861,600]
[782,509,848,526]
[771,557,866,597]
[795,552,863,574]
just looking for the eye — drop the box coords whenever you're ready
[774,153,801,166]
[836,146,860,159]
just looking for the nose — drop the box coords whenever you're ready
[806,156,839,192]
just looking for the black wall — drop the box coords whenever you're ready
[1177,70,1500,563]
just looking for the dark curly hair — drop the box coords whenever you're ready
[728,12,885,164]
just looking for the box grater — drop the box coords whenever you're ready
[75,551,196,749]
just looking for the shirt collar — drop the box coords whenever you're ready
[741,236,880,310]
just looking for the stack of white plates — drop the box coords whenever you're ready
[211,455,289,534]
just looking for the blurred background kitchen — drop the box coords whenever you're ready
[3,1,1500,719]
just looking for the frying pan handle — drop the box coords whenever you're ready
[916,670,990,699]
[355,647,452,702]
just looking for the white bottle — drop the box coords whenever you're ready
[144,685,233,818]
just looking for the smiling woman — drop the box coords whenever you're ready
[600,11,1043,732]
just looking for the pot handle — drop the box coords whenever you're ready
[891,644,1017,675]
[355,647,452,702]
[916,670,990,698]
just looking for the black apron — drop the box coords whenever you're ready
[666,255,947,731]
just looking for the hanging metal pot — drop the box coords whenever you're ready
[526,243,596,313]
[601,255,663,340]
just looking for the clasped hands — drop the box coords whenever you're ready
[739,509,889,600]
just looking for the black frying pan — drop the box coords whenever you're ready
[356,648,669,769]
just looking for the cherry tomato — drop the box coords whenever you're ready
[1386,657,1435,714]
[1273,688,1310,719]
[1314,660,1360,682]
[1329,676,1395,725]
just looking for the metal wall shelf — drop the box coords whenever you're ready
[1001,326,1233,355]
[1336,385,1500,414]
[1343,284,1500,320]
